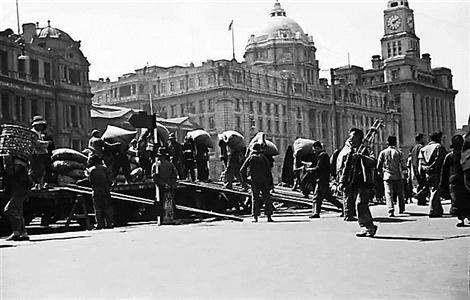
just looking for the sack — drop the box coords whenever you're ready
[186,130,213,148]
[293,138,316,159]
[218,130,245,151]
[102,125,137,145]
[52,148,88,164]
[52,160,85,174]
[66,169,86,179]
[248,132,279,156]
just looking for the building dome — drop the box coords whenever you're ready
[36,21,73,41]
[249,1,307,44]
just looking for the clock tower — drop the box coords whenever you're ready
[381,0,420,59]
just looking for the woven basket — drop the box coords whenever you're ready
[0,125,37,160]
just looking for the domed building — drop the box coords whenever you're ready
[244,1,319,85]
[0,21,92,149]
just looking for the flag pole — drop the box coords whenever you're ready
[231,21,235,60]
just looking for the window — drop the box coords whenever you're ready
[180,103,185,115]
[71,105,78,126]
[392,42,397,56]
[297,123,302,135]
[249,101,254,113]
[69,69,81,85]
[197,76,203,87]
[21,98,28,122]
[258,117,263,131]
[189,78,194,88]
[171,105,176,117]
[258,102,262,114]
[0,50,8,75]
[282,105,287,116]
[275,121,279,133]
[267,119,271,132]
[42,62,51,84]
[249,117,255,129]
[131,84,136,94]
[398,41,402,55]
[45,101,52,124]
[179,80,185,90]
[30,59,39,82]
[235,99,241,111]
[31,99,38,117]
[15,96,22,120]
[199,116,205,127]
[71,139,81,151]
[236,116,241,129]
[119,85,132,97]
[18,59,26,79]
[209,116,215,129]
[387,42,391,58]
[266,103,271,115]
[283,121,288,134]
[297,107,301,118]
[1,93,10,120]
[161,83,166,93]
[139,84,144,94]
[79,106,84,126]
[208,99,214,111]
[152,85,157,94]
[199,100,205,113]
[274,104,279,115]
[170,82,175,92]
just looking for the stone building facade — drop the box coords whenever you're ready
[0,21,92,150]
[91,1,398,179]
[332,0,457,153]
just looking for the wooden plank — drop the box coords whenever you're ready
[175,205,244,222]
[179,181,250,196]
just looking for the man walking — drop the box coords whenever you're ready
[337,128,378,237]
[87,155,114,229]
[308,141,343,218]
[240,143,274,223]
[410,133,427,205]
[377,136,405,217]
[419,131,447,217]
[152,147,178,225]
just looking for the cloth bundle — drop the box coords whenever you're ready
[186,130,213,148]
[218,130,245,151]
[293,138,317,159]
[248,132,279,156]
[51,148,88,184]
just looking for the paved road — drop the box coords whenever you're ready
[1,203,469,299]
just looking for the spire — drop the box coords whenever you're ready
[270,0,287,17]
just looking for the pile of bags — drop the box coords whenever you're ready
[51,148,88,184]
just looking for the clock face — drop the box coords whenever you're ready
[387,15,402,30]
[407,15,414,28]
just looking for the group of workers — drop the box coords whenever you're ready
[2,114,470,240]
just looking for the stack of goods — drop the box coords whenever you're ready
[51,148,88,184]
[186,129,213,148]
[218,130,245,151]
[0,125,37,161]
[293,138,317,160]
[248,132,279,156]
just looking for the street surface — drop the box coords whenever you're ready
[1,202,469,299]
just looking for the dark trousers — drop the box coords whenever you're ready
[139,151,152,176]
[413,168,428,205]
[92,192,114,228]
[30,154,48,185]
[196,159,209,181]
[251,184,273,217]
[3,192,27,233]
[112,153,132,182]
[183,160,196,181]
[312,184,343,215]
[345,186,374,228]
[225,160,243,187]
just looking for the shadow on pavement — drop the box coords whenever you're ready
[372,235,443,242]
[373,217,416,223]
[0,244,17,248]
[30,235,90,243]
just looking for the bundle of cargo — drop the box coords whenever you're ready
[293,138,317,159]
[102,125,137,150]
[51,148,88,184]
[248,132,279,156]
[186,129,213,148]
[218,130,245,151]
[0,125,37,161]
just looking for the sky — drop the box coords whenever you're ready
[1,0,469,126]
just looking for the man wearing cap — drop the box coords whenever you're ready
[30,115,53,189]
[308,141,343,218]
[410,133,427,205]
[419,131,447,217]
[168,132,183,179]
[240,143,274,222]
[2,154,33,240]
[152,147,178,225]
[377,136,405,217]
[182,136,196,181]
